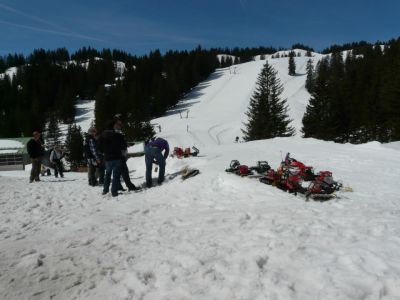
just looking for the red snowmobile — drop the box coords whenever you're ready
[305,171,342,200]
[282,153,315,181]
[172,146,200,158]
[225,160,253,176]
[260,166,305,195]
[260,153,342,200]
[249,161,271,174]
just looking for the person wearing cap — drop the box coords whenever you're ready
[98,119,126,197]
[27,131,45,183]
[85,127,104,186]
[145,137,169,188]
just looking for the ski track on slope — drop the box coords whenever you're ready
[201,69,235,106]
[207,124,223,145]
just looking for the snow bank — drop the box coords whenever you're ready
[1,137,400,299]
[0,139,23,149]
[0,149,18,154]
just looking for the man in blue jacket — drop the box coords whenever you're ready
[145,137,169,188]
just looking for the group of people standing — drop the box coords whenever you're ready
[86,115,140,197]
[85,115,170,197]
[26,115,170,197]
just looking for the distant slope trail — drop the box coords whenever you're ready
[153,49,324,147]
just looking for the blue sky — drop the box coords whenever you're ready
[0,0,399,55]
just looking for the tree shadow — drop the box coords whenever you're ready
[164,69,225,116]
[74,106,93,124]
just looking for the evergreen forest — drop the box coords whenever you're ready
[0,46,277,140]
[1,38,400,144]
[303,38,400,143]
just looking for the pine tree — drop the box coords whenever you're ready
[326,51,347,141]
[288,51,296,75]
[220,56,226,68]
[302,58,330,139]
[45,113,62,147]
[242,62,294,141]
[124,114,155,141]
[65,124,84,170]
[94,86,109,132]
[305,59,314,93]
[57,85,75,123]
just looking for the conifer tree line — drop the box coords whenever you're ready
[302,38,400,143]
[1,39,399,143]
[0,46,278,140]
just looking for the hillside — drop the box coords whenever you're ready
[1,50,400,300]
[154,49,323,146]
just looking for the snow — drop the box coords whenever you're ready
[0,67,18,80]
[67,58,126,75]
[114,61,126,76]
[59,99,95,136]
[217,54,238,63]
[0,139,24,154]
[0,149,18,154]
[153,49,324,143]
[127,143,144,155]
[0,139,24,149]
[1,49,400,299]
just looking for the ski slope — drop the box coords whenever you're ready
[1,50,400,300]
[154,49,324,147]
[58,99,95,136]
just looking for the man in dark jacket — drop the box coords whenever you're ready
[98,120,127,197]
[85,127,104,186]
[145,137,169,188]
[113,115,139,191]
[27,131,44,183]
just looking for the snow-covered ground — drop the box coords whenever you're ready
[58,99,95,136]
[1,51,400,300]
[0,139,24,149]
[0,67,18,80]
[0,139,24,154]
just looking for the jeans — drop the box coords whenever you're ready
[88,163,97,186]
[52,159,64,177]
[145,146,166,187]
[121,159,135,189]
[30,157,42,182]
[88,161,105,186]
[103,160,122,196]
